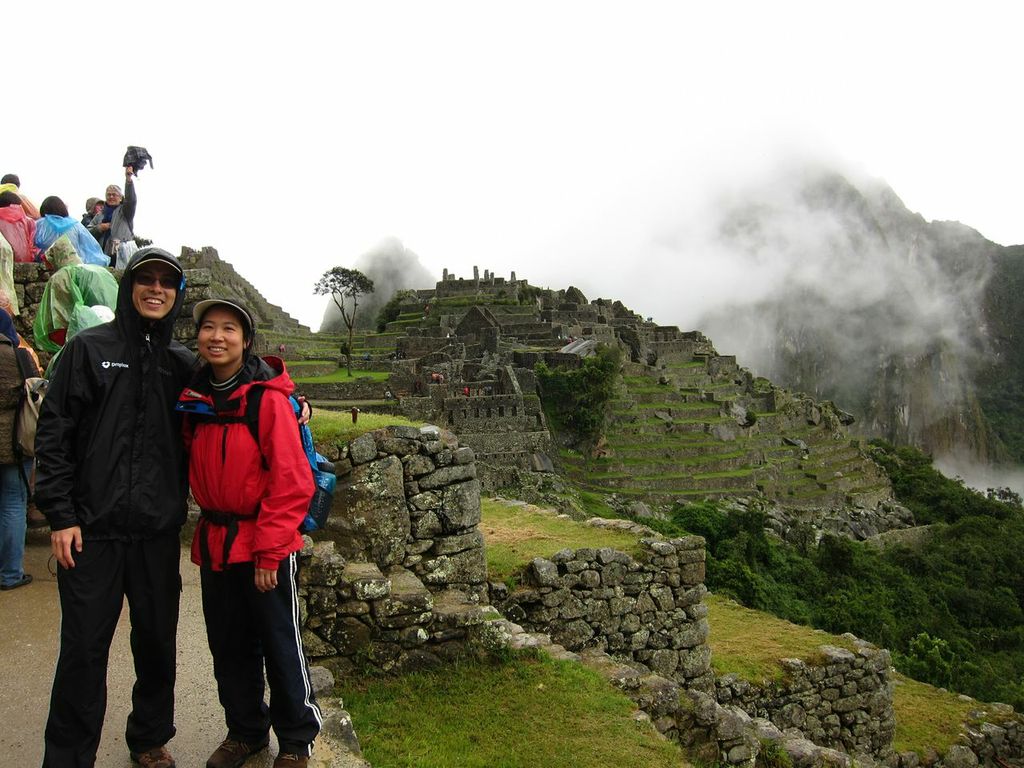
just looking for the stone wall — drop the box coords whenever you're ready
[491,535,716,693]
[716,641,896,762]
[299,380,391,401]
[322,425,489,598]
[946,704,1024,768]
[298,425,495,677]
[442,393,542,432]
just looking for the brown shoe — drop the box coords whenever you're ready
[207,737,270,768]
[130,745,176,768]
[273,754,309,767]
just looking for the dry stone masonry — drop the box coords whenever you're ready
[491,535,716,693]
[297,425,496,679]
[716,639,896,762]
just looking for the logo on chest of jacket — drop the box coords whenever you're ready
[101,361,129,370]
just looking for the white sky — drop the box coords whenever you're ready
[5,1,1022,330]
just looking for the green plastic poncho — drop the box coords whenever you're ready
[33,241,118,357]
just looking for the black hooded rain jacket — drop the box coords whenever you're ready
[34,248,195,538]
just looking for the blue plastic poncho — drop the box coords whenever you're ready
[34,214,107,266]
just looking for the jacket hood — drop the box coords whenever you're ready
[0,204,26,223]
[116,246,186,347]
[242,354,293,396]
[41,214,77,236]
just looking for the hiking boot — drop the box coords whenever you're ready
[273,754,309,768]
[207,737,270,768]
[130,745,176,768]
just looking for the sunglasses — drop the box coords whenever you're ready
[134,272,180,290]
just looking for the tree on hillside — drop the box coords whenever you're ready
[314,267,375,375]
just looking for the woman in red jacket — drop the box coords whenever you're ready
[177,298,321,768]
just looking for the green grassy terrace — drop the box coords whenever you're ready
[291,369,391,384]
[340,653,686,768]
[308,410,422,447]
[476,500,985,759]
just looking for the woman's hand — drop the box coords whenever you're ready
[255,567,278,592]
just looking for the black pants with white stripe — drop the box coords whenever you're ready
[200,552,321,756]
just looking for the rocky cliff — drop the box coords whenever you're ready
[695,170,1023,467]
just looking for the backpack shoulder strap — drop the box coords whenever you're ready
[243,386,267,469]
[14,346,40,381]
[243,387,304,470]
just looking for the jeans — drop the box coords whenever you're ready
[0,461,30,586]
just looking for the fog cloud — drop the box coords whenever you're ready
[319,237,434,332]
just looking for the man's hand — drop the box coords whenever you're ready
[255,567,278,592]
[125,165,135,178]
[98,222,111,232]
[52,526,83,569]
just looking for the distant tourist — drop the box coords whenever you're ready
[80,197,103,227]
[0,191,37,263]
[88,166,138,267]
[34,196,108,266]
[0,297,36,591]
[0,173,40,218]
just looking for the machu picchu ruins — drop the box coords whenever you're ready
[7,251,911,543]
[10,247,1024,768]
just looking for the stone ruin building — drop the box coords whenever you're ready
[370,267,912,544]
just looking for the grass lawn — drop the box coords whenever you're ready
[340,653,686,768]
[891,674,975,755]
[705,594,857,684]
[706,594,976,756]
[480,498,641,585]
[308,410,423,447]
[292,369,391,383]
[286,359,336,368]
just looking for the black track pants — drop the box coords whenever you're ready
[42,533,181,767]
[201,552,322,756]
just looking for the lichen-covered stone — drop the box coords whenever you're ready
[417,463,476,490]
[420,548,487,587]
[343,562,389,599]
[527,558,560,588]
[299,547,346,587]
[432,530,484,557]
[408,490,441,510]
[301,629,337,658]
[411,510,442,539]
[403,455,436,478]
[329,616,372,655]
[452,447,475,465]
[348,433,377,464]
[437,479,481,532]
[331,456,410,567]
[377,436,420,456]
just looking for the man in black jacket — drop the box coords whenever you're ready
[36,247,193,768]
